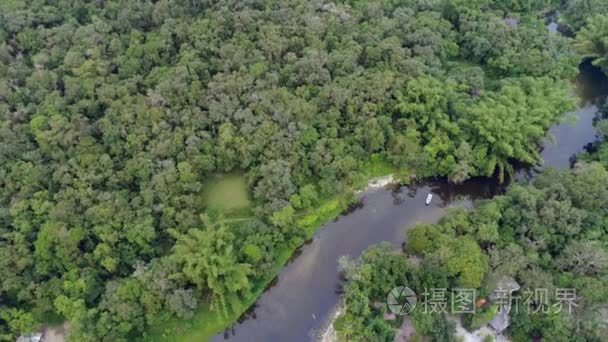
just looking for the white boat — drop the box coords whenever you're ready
[425,194,433,205]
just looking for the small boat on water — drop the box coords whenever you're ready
[425,194,433,206]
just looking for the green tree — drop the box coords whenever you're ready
[575,14,608,73]
[169,218,252,315]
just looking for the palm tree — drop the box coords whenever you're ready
[575,15,608,72]
[169,215,252,317]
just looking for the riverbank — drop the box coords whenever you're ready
[356,174,395,193]
[147,159,401,342]
[318,302,344,342]
[207,62,607,340]
[148,58,608,342]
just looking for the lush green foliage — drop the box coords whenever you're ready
[575,14,608,73]
[581,100,608,168]
[339,162,608,341]
[563,0,608,31]
[0,0,585,340]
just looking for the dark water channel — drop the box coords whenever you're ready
[212,61,608,342]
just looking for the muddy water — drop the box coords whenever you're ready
[521,60,608,177]
[214,184,478,342]
[212,63,607,342]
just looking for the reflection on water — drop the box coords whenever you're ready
[576,60,608,102]
[519,60,607,176]
[215,185,465,342]
[404,177,504,207]
[214,61,608,342]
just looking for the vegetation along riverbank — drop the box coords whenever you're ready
[1,1,607,341]
[334,3,608,340]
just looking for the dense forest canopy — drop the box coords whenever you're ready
[336,3,608,341]
[338,161,608,341]
[0,0,605,341]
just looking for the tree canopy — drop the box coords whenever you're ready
[0,0,596,340]
[338,162,608,341]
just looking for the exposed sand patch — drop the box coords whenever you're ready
[356,175,395,194]
[318,303,344,342]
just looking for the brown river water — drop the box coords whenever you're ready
[212,60,608,342]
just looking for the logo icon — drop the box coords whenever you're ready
[387,286,417,315]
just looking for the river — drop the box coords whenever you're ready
[212,61,608,342]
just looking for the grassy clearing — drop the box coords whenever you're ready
[147,158,399,342]
[146,198,349,342]
[204,174,250,210]
[358,155,395,180]
[144,173,255,341]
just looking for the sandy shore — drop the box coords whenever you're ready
[356,174,395,194]
[318,303,344,342]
